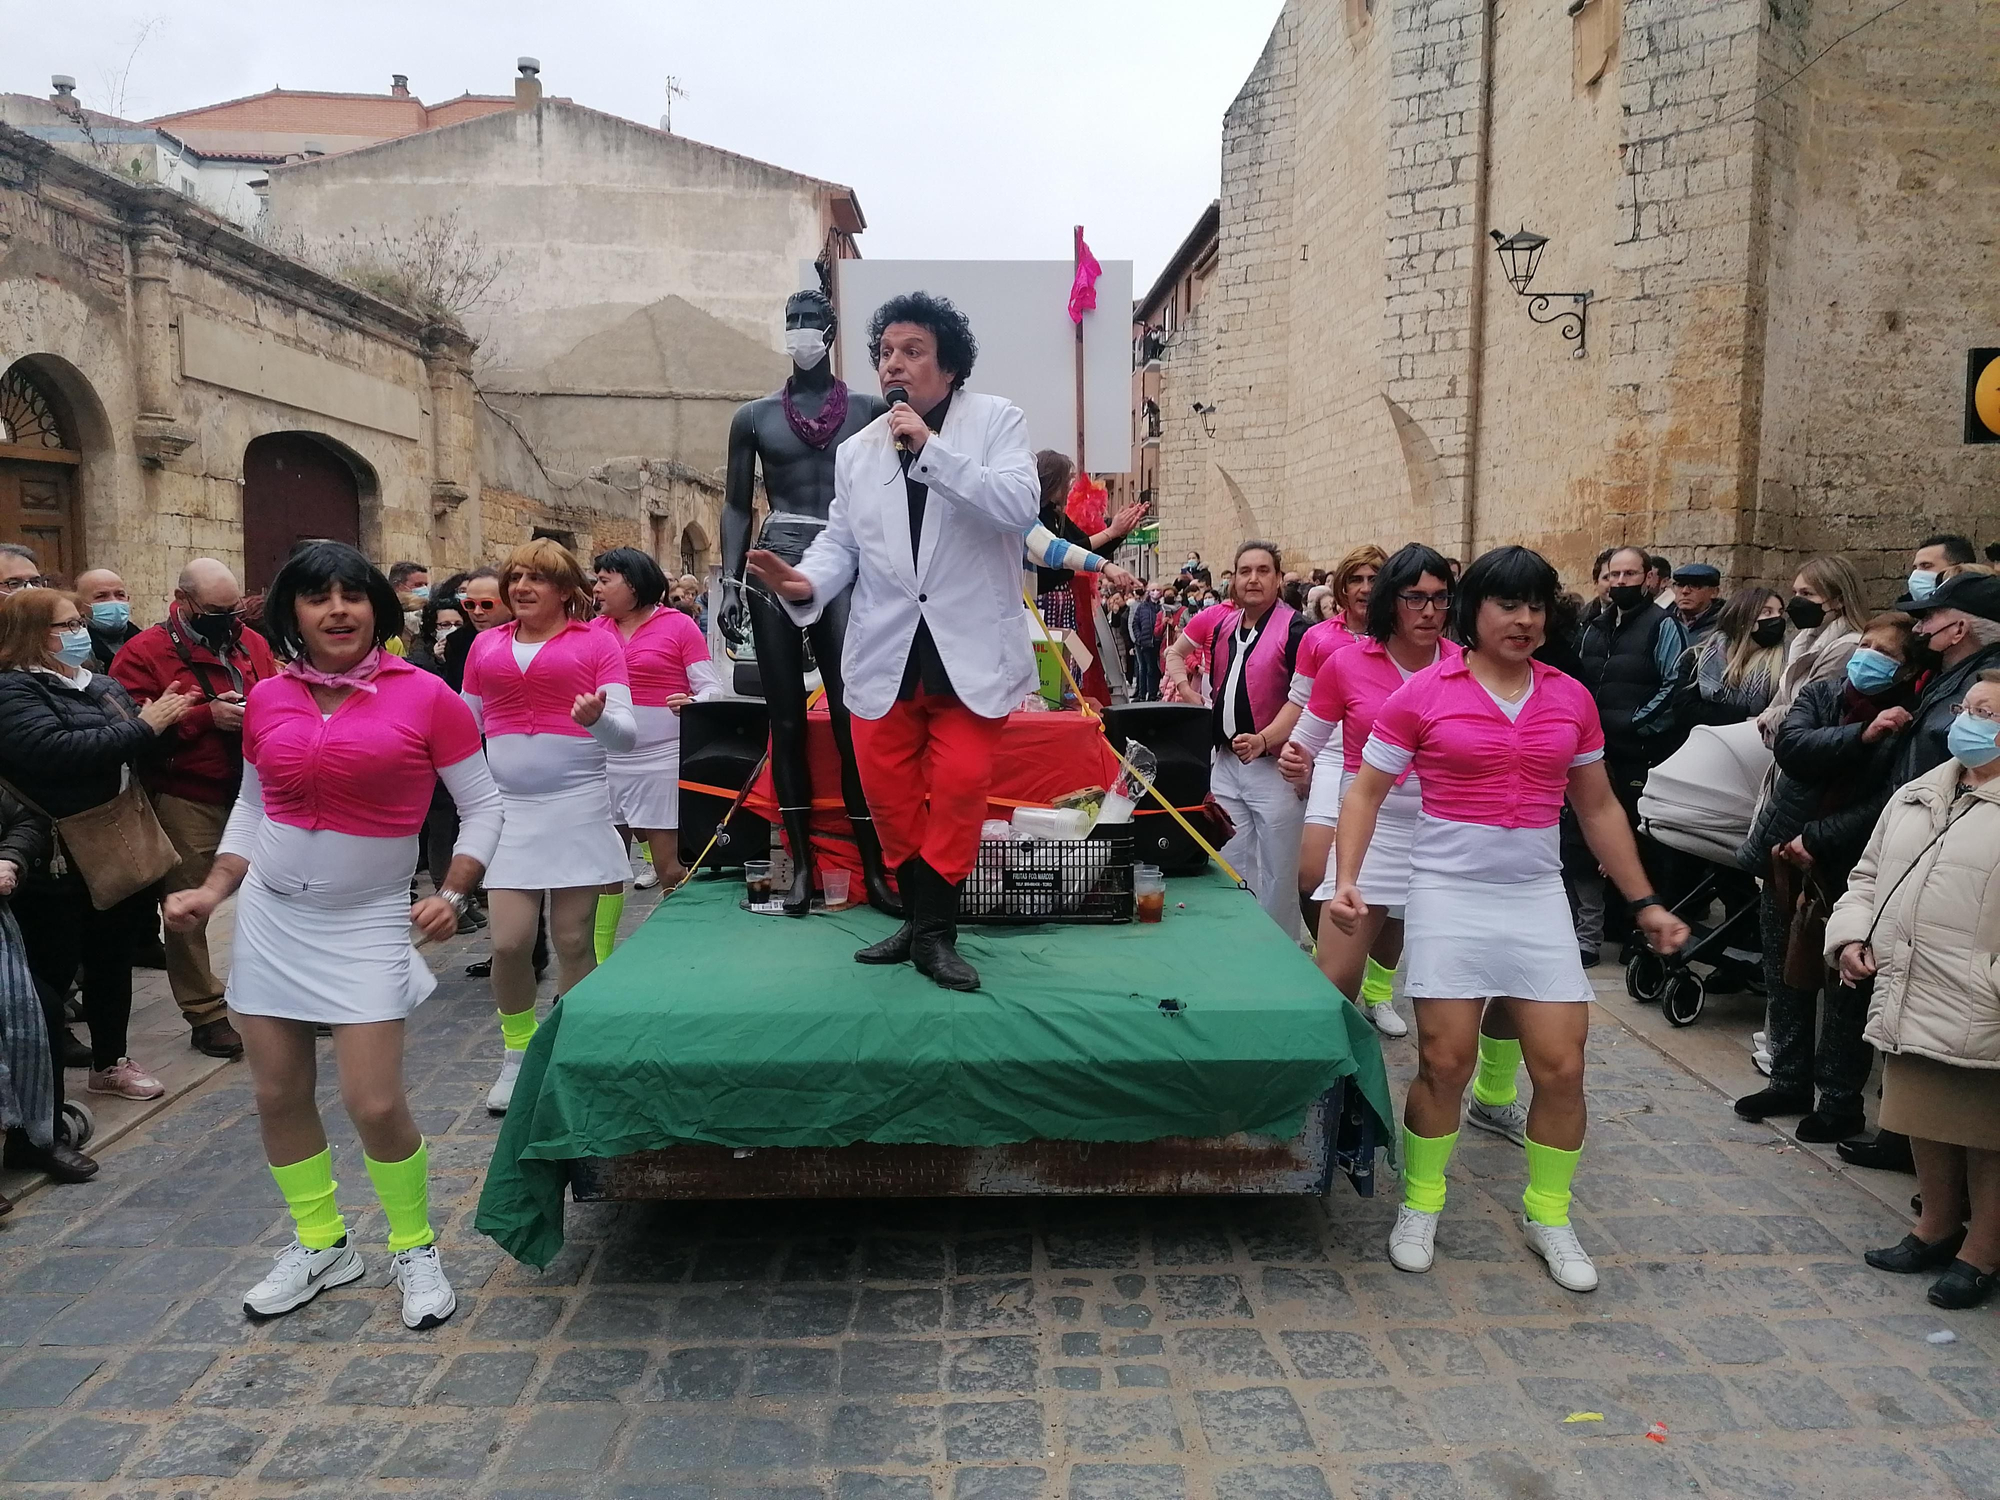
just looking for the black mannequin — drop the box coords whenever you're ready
[719,290,895,916]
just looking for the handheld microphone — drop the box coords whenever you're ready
[886,385,909,452]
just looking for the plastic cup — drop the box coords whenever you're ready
[1134,863,1166,924]
[744,859,773,903]
[823,869,852,907]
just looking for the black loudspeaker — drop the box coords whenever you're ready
[677,701,772,871]
[1101,702,1216,876]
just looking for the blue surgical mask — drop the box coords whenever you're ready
[1844,647,1900,696]
[53,627,92,669]
[409,584,430,601]
[1907,569,1939,603]
[1948,710,2000,768]
[90,600,131,630]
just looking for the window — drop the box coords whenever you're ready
[0,366,73,452]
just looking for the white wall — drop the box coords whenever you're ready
[833,259,1135,476]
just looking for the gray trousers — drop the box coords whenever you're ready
[1758,881,1871,1112]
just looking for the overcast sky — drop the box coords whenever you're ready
[13,1,1284,292]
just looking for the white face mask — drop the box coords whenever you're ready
[784,327,830,370]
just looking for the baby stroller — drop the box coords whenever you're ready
[1630,720,1772,1027]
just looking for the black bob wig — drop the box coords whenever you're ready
[591,546,668,609]
[1450,544,1561,646]
[867,291,978,391]
[263,540,403,659]
[1363,543,1455,643]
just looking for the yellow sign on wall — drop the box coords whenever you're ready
[1969,349,2000,444]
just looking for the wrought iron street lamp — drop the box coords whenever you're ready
[1489,226,1591,358]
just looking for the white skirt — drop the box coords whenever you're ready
[1313,774,1419,909]
[226,828,434,1025]
[1302,727,1344,828]
[1403,869,1595,1003]
[606,707,681,830]
[486,784,631,890]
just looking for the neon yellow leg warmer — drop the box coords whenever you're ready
[1472,1034,1523,1108]
[363,1139,436,1253]
[1402,1127,1458,1215]
[1523,1137,1584,1227]
[498,1007,538,1052]
[269,1147,346,1250]
[594,892,626,964]
[1360,956,1395,1007]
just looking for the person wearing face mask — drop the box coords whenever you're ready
[1825,670,2000,1310]
[1684,587,1788,726]
[0,589,197,1126]
[110,558,277,1060]
[1752,555,1867,744]
[74,568,142,671]
[1734,612,1923,1139]
[1129,585,1163,701]
[1904,534,1977,606]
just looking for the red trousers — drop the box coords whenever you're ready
[849,689,1008,884]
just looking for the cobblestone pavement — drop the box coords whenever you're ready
[2,902,1997,1500]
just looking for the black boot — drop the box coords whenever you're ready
[1837,1130,1916,1173]
[909,861,979,992]
[779,807,817,917]
[852,815,903,918]
[855,860,920,966]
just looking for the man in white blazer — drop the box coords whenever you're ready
[747,291,1038,990]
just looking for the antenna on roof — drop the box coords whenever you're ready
[662,75,688,134]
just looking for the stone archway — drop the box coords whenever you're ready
[0,360,86,580]
[242,432,377,591]
[679,520,711,579]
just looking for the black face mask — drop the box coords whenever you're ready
[187,610,239,649]
[1751,616,1787,649]
[1607,584,1648,613]
[1785,595,1825,630]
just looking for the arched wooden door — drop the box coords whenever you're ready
[0,364,83,580]
[242,434,361,591]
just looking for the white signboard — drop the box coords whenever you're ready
[828,258,1134,476]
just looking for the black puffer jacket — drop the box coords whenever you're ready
[0,783,50,887]
[0,668,155,820]
[1739,675,1919,887]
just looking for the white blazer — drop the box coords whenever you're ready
[784,389,1040,720]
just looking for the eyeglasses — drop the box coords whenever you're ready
[1396,590,1454,613]
[0,575,51,594]
[464,598,503,611]
[1951,703,2000,723]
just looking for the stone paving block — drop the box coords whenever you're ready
[1805,1260,1908,1307]
[6,1252,123,1294]
[1277,1329,1385,1381]
[856,1286,944,1333]
[954,1465,1048,1499]
[865,1238,951,1280]
[1212,1464,1335,1500]
[732,1413,817,1468]
[1100,1302,1151,1328]
[948,1335,1038,1394]
[1601,1214,1708,1255]
[60,1208,179,1248]
[1345,1458,1468,1500]
[1428,1217,1517,1263]
[83,1348,214,1409]
[1238,1224,1326,1264]
[839,1476,933,1500]
[1768,1316,1879,1366]
[1927,1438,2000,1500]
[780,1236,859,1282]
[747,1346,837,1398]
[1153,1274,1250,1320]
[765,1287,856,1338]
[429,1350,537,1406]
[264,1293,374,1343]
[1054,1368,1100,1390]
[472,1294,566,1341]
[0,1294,76,1346]
[594,1237,696,1285]
[660,1346,745,1400]
[1711,1263,1827,1311]
[163,1295,261,1345]
[256,1418,395,1479]
[1174,1327,1285,1378]
[1514,1376,1649,1437]
[1842,1363,1963,1427]
[1932,1363,2000,1419]
[1066,1462,1185,1499]
[1311,1384,1431,1453]
[1045,1230,1141,1269]
[1678,1314,1785,1366]
[839,1339,939,1395]
[827,1401,941,1465]
[33,1292,176,1346]
[1063,1393,1183,1455]
[1060,1333,1100,1359]
[567,1291,670,1341]
[1573,1442,1704,1499]
[1195,1387,1313,1455]
[944,1399,1045,1461]
[503,1406,631,1474]
[1152,1227,1233,1266]
[0,1355,102,1408]
[1048,1296,1084,1322]
[1760,1215,1853,1255]
[1732,1370,1856,1430]
[4,1415,145,1481]
[1117,1364,1171,1387]
[956,1236,1034,1275]
[1116,1335,1163,1356]
[951,1278,1036,1331]
[1424,1382,1539,1446]
[378,1412,503,1479]
[1387,1325,1486,1377]
[194,1349,322,1408]
[1350,1269,1452,1320]
[1684,1437,1932,1500]
[622,1408,732,1468]
[1615,1372,1745,1434]
[325,1350,439,1406]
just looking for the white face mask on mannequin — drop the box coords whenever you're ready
[785,327,830,370]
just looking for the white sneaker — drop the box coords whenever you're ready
[242,1237,364,1318]
[1367,1002,1409,1038]
[487,1048,525,1114]
[1523,1217,1599,1292]
[1388,1205,1440,1272]
[1467,1097,1529,1146]
[391,1245,457,1330]
[634,866,660,890]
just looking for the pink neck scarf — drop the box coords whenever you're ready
[285,646,385,695]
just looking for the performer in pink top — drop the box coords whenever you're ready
[166,544,502,1333]
[1164,542,1312,939]
[463,539,636,1114]
[587,548,721,958]
[1280,544,1458,1040]
[1329,546,1689,1295]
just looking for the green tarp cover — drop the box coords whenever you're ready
[477,870,1393,1267]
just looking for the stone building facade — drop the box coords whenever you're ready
[1155,0,2000,595]
[0,121,480,613]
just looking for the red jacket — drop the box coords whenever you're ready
[111,611,278,805]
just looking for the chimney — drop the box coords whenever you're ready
[301,139,326,159]
[390,73,410,99]
[515,57,542,112]
[49,75,80,116]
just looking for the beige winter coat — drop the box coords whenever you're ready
[1824,760,2000,1069]
[1756,619,1860,743]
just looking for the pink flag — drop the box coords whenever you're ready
[1067,227,1101,323]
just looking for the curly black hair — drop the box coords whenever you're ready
[866,291,978,391]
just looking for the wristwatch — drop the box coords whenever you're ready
[1626,894,1664,916]
[437,889,469,916]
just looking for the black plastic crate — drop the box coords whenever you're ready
[960,824,1135,925]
